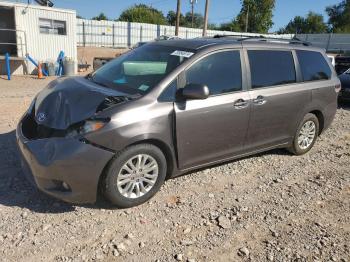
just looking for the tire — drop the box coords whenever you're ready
[103,144,167,208]
[288,113,319,155]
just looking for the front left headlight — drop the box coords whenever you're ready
[79,119,109,135]
[66,119,110,138]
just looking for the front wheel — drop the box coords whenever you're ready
[103,144,167,208]
[288,113,319,155]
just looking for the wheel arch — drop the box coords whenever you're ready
[98,137,176,194]
[309,109,325,135]
[128,138,176,180]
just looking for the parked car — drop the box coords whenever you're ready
[335,55,350,74]
[338,68,350,102]
[17,37,340,207]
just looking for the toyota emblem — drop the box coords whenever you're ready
[37,112,46,122]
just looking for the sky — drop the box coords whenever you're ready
[46,0,341,32]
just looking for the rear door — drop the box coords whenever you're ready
[244,48,311,151]
[175,49,251,170]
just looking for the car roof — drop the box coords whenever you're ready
[150,37,324,52]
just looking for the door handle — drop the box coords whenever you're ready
[253,95,267,105]
[233,99,248,109]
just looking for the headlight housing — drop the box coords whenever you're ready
[79,120,108,134]
[66,118,109,138]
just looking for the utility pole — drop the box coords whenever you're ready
[175,0,181,36]
[190,0,197,28]
[245,3,250,32]
[202,0,209,36]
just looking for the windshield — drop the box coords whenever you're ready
[90,44,195,95]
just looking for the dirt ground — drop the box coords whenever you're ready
[0,76,349,262]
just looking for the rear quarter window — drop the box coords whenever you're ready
[297,50,332,82]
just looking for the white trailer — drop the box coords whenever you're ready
[0,1,77,75]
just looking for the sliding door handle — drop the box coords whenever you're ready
[253,95,267,105]
[233,99,248,109]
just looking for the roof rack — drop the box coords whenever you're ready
[213,34,311,46]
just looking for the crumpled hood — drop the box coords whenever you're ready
[35,77,129,130]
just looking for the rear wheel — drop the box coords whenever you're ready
[288,113,319,155]
[103,144,167,208]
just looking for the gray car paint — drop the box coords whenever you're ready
[34,76,132,130]
[16,38,340,204]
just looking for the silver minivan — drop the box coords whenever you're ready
[17,37,340,207]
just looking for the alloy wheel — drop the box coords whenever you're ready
[116,154,159,199]
[297,120,316,150]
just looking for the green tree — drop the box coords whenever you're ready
[326,0,350,33]
[118,4,167,25]
[232,0,275,33]
[166,10,185,26]
[208,23,219,30]
[278,12,328,34]
[184,12,204,28]
[166,11,204,28]
[92,12,108,21]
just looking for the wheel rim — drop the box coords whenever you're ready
[297,120,316,150]
[116,154,159,199]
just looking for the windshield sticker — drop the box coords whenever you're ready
[138,84,150,91]
[171,50,194,58]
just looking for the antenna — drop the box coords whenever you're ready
[34,0,54,7]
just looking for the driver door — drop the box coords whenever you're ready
[175,49,251,170]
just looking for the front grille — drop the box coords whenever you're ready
[21,111,67,140]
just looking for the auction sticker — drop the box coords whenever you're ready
[171,50,194,58]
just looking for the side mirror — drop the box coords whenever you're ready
[181,83,209,100]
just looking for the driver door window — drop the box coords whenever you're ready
[185,50,242,96]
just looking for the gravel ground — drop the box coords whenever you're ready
[0,76,349,262]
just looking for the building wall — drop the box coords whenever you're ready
[0,1,77,75]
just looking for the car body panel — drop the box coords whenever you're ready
[16,118,114,203]
[246,84,311,150]
[34,76,131,130]
[175,91,251,169]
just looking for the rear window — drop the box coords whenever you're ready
[248,50,296,89]
[297,50,332,82]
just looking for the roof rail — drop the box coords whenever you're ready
[213,34,311,46]
[213,34,265,39]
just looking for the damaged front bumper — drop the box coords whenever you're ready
[16,115,115,204]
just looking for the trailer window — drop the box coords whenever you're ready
[39,18,66,35]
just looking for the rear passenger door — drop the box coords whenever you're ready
[244,49,311,151]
